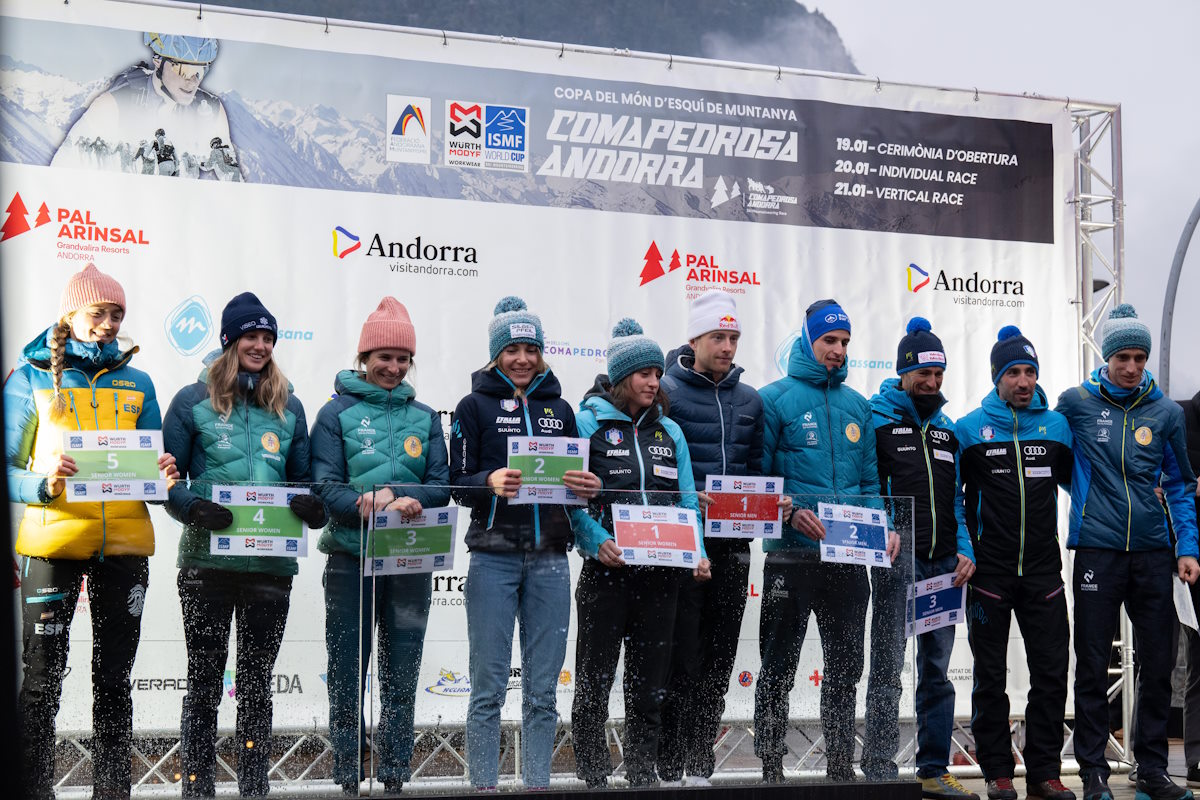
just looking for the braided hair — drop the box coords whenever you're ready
[47,318,73,419]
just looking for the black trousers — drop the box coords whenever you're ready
[19,555,148,800]
[177,567,293,797]
[1073,548,1176,780]
[753,556,870,777]
[967,571,1068,784]
[571,560,681,786]
[658,545,750,780]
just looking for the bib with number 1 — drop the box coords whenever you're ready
[209,485,308,557]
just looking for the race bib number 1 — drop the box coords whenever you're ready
[703,475,784,539]
[611,504,701,569]
[209,485,308,557]
[63,430,165,502]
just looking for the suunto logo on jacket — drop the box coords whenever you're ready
[165,295,213,356]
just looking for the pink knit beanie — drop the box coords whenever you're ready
[59,263,126,318]
[358,297,416,355]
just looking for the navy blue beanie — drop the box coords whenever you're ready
[897,317,947,374]
[989,325,1038,384]
[220,292,277,350]
[804,299,851,343]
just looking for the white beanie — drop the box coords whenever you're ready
[685,289,740,341]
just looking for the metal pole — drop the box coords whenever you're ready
[1160,196,1200,396]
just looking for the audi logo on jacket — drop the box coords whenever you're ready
[955,386,1074,577]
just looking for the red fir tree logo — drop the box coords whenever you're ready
[35,202,51,227]
[639,241,665,285]
[1,192,31,242]
[668,249,682,272]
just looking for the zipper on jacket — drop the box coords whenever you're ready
[386,394,396,481]
[1121,409,1133,549]
[90,371,109,560]
[634,409,649,504]
[520,395,541,549]
[714,384,728,475]
[920,421,937,559]
[1011,407,1026,577]
[824,388,838,499]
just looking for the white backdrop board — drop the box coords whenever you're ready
[1,0,1081,733]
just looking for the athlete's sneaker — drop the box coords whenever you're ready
[1028,778,1076,800]
[684,776,712,787]
[1081,771,1113,800]
[1188,766,1200,789]
[920,772,979,798]
[986,777,1018,800]
[1135,772,1193,800]
[762,757,785,784]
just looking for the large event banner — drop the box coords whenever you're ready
[1,0,1078,733]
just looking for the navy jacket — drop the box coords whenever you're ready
[661,344,763,556]
[955,386,1073,577]
[1056,369,1197,557]
[870,378,971,564]
[449,366,576,552]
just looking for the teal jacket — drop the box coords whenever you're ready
[164,363,312,576]
[1056,368,1198,557]
[310,370,450,556]
[758,330,880,554]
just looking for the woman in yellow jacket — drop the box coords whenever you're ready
[5,263,178,800]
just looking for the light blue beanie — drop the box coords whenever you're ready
[607,318,664,386]
[1101,303,1151,360]
[488,296,544,361]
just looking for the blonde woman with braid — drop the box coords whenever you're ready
[5,263,179,800]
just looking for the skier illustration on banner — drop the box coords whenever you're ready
[51,32,242,180]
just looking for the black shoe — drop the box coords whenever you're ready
[762,757,785,784]
[584,777,608,789]
[986,777,1018,800]
[342,783,359,797]
[1028,778,1075,800]
[1188,766,1200,789]
[1081,771,1113,800]
[1135,772,1193,800]
[384,781,403,794]
[827,765,858,782]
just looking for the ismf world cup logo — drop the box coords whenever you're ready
[332,226,360,259]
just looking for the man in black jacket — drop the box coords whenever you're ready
[655,289,785,785]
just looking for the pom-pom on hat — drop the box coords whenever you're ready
[358,296,416,355]
[897,316,947,374]
[220,292,278,350]
[989,325,1039,384]
[488,296,544,361]
[59,263,126,318]
[804,299,851,343]
[686,289,740,341]
[1101,303,1152,360]
[607,318,665,386]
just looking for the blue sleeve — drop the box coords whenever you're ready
[310,399,361,526]
[749,393,764,476]
[408,409,451,509]
[568,408,609,559]
[761,390,781,477]
[449,396,491,505]
[4,365,50,504]
[135,375,163,430]
[1163,417,1199,559]
[666,420,705,559]
[954,452,975,562]
[859,405,881,499]
[164,386,202,523]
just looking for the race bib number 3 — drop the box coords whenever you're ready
[209,485,308,557]
[365,506,458,575]
[63,430,165,502]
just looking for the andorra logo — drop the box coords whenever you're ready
[393,104,427,136]
[332,226,361,259]
[907,263,931,292]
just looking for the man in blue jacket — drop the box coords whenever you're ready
[956,326,1074,800]
[753,299,896,783]
[1056,305,1199,800]
[656,290,780,786]
[864,317,977,798]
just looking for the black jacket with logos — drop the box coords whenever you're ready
[449,367,577,553]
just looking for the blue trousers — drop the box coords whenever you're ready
[323,552,431,787]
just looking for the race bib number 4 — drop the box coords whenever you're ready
[63,430,165,502]
[209,485,308,557]
[365,506,458,576]
[611,504,701,569]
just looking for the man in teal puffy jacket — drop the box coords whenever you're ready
[753,299,895,783]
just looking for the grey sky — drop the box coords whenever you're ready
[814,0,1200,397]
